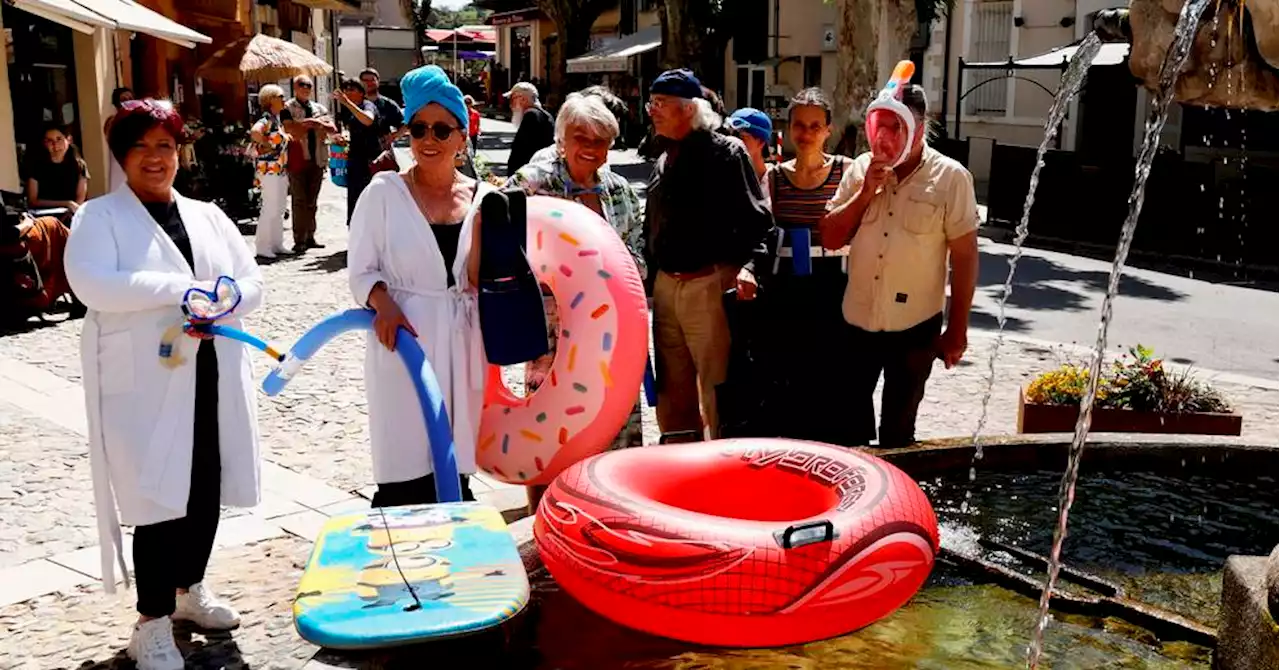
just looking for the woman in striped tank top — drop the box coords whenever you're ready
[755,88,870,445]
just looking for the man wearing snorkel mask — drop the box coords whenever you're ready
[819,65,980,448]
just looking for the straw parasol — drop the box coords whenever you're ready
[196,34,334,83]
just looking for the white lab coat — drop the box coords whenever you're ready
[64,185,265,592]
[348,172,492,483]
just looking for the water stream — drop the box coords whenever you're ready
[968,33,1104,473]
[1026,0,1215,666]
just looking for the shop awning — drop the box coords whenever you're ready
[966,41,1130,69]
[73,0,211,48]
[566,26,660,74]
[14,0,211,47]
[11,0,114,34]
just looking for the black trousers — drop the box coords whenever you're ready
[345,162,373,226]
[719,260,869,445]
[372,473,478,508]
[847,312,944,448]
[133,339,221,618]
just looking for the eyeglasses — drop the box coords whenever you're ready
[296,82,313,89]
[409,121,458,141]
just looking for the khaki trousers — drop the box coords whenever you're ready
[653,266,735,440]
[288,161,324,248]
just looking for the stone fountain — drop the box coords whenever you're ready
[1094,0,1278,110]
[1091,3,1279,668]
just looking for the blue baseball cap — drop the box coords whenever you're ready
[727,107,773,144]
[650,69,704,100]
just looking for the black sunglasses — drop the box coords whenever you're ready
[296,81,313,89]
[409,121,458,141]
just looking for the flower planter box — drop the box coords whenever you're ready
[1017,388,1243,436]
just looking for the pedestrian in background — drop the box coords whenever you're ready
[65,98,265,670]
[504,81,554,174]
[333,78,381,224]
[726,107,773,198]
[250,84,292,259]
[283,74,336,252]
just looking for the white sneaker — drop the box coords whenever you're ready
[173,582,241,630]
[128,616,184,670]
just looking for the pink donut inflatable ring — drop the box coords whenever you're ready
[534,439,939,647]
[478,196,649,487]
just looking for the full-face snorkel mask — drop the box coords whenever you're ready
[865,60,917,168]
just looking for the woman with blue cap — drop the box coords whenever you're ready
[726,107,773,194]
[347,65,498,506]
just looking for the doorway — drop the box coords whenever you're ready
[3,3,82,179]
[736,65,765,110]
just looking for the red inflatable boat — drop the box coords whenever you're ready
[534,439,939,647]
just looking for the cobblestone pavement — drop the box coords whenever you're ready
[0,403,97,570]
[0,536,317,670]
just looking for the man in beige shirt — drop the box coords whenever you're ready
[819,85,980,447]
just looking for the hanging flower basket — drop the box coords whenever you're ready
[1018,345,1243,436]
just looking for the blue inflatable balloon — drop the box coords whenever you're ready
[263,309,462,503]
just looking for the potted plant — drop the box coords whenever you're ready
[1018,345,1242,436]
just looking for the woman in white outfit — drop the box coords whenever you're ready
[64,99,265,670]
[348,65,491,507]
[250,84,292,258]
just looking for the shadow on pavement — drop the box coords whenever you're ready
[305,616,538,669]
[75,626,248,669]
[978,248,1188,313]
[968,308,1032,333]
[300,250,347,274]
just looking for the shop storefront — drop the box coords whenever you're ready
[1,0,210,197]
[487,8,550,95]
[3,4,82,182]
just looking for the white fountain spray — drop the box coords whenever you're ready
[968,32,1104,475]
[1025,0,1214,666]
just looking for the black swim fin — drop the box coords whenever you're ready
[478,189,550,365]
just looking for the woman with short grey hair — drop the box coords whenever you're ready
[507,91,645,494]
[250,84,292,258]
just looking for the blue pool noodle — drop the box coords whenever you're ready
[205,325,282,360]
[262,309,462,503]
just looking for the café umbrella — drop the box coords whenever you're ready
[195,34,333,83]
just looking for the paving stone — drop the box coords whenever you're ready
[0,401,98,569]
[274,510,330,544]
[0,537,318,668]
[0,559,93,608]
[46,536,134,584]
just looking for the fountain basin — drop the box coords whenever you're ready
[305,437,1277,669]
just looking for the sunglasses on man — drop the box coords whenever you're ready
[409,121,459,141]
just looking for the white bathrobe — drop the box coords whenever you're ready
[348,172,492,483]
[64,185,265,592]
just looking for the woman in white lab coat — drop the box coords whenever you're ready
[348,65,492,507]
[64,99,264,670]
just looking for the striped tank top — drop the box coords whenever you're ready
[770,156,851,230]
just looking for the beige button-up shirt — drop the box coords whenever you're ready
[828,146,980,332]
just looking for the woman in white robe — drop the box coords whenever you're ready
[65,98,263,670]
[348,65,492,507]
